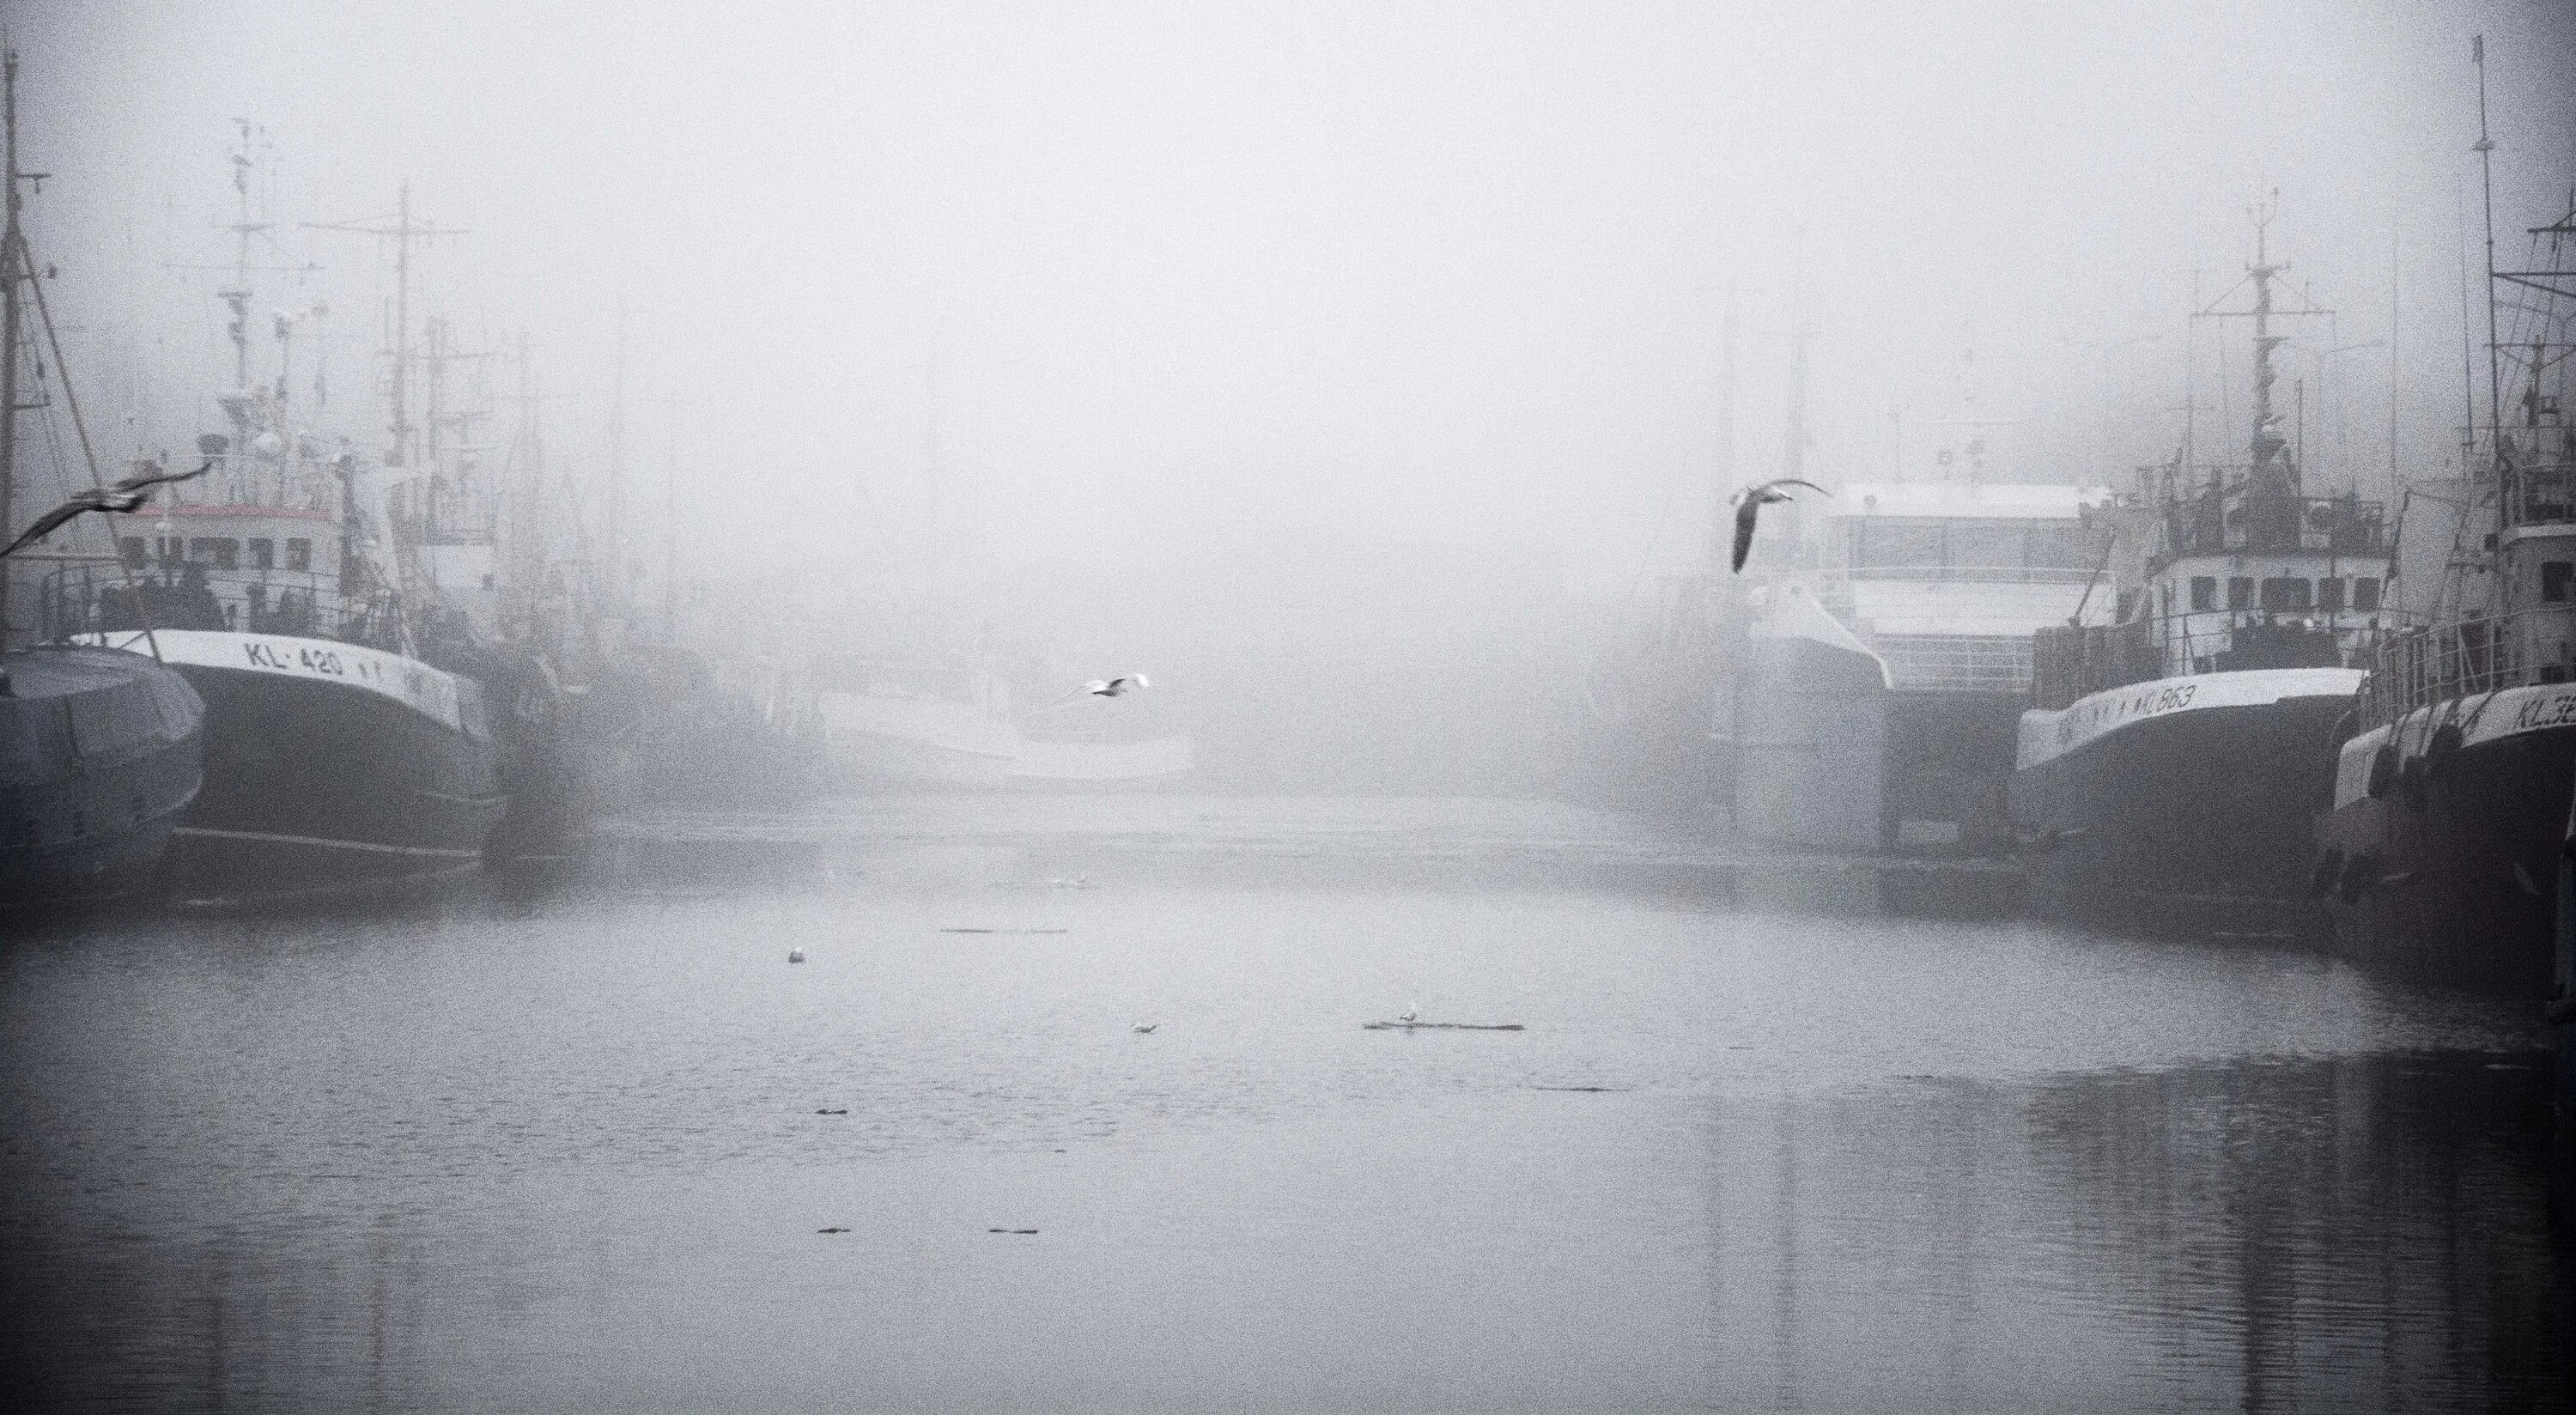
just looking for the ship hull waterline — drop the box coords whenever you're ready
[2317,688,2576,995]
[81,630,505,907]
[2011,674,2360,933]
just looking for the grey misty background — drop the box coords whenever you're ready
[9,0,2575,793]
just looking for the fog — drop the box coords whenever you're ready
[10,0,2576,788]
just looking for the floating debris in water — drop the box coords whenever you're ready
[986,1228,1039,1235]
[815,1108,848,1115]
[1363,1020,1524,1031]
[939,927,1071,935]
[1531,1084,1620,1093]
[817,1227,850,1235]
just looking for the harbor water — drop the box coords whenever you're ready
[3,795,2567,1412]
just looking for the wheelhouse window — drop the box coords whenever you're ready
[1947,524,2023,572]
[2259,577,2311,611]
[2544,561,2574,603]
[249,537,275,571]
[285,538,312,573]
[1850,519,1945,571]
[2189,576,2216,611]
[2353,577,2382,611]
[2227,576,2253,610]
[191,537,239,571]
[2318,577,2347,612]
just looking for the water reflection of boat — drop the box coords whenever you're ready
[812,656,1192,788]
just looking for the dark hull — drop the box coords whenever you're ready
[2316,725,2576,995]
[1,648,204,908]
[2012,692,2353,930]
[166,661,505,906]
[1881,689,2023,855]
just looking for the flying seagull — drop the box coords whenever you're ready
[1039,674,1151,711]
[1729,478,1829,574]
[1,459,212,560]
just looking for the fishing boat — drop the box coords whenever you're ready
[45,143,502,904]
[2011,210,2396,928]
[811,653,1192,787]
[2313,59,2574,993]
[0,49,205,909]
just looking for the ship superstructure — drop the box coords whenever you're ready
[1732,461,2111,854]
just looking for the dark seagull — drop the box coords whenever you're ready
[1728,478,1829,574]
[1,459,212,559]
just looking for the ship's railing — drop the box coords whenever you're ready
[2152,483,2390,559]
[2031,609,2411,710]
[1868,634,2034,694]
[1829,564,2099,586]
[2152,607,2402,677]
[36,561,410,654]
[2355,605,2576,726]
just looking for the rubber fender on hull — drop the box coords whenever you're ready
[2309,848,2344,899]
[2336,851,2378,905]
[2366,744,2397,799]
[2427,722,2463,766]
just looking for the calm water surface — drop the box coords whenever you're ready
[3,795,2567,1412]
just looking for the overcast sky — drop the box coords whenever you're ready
[13,0,2575,599]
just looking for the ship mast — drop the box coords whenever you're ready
[0,45,19,642]
[2472,35,2503,467]
[2245,196,2297,508]
[307,179,465,471]
[1709,280,1737,573]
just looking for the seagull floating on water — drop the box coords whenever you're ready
[1,459,212,559]
[1729,477,1829,574]
[1132,1021,1158,1034]
[1399,1002,1419,1023]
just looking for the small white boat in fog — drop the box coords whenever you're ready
[811,656,1192,788]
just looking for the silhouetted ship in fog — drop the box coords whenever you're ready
[43,140,504,906]
[1730,468,2111,856]
[2012,210,2394,927]
[2314,112,2575,994]
[812,653,1192,788]
[52,439,504,904]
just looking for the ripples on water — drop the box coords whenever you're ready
[2,796,2567,1412]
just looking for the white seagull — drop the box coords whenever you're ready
[1398,1002,1419,1023]
[1038,674,1152,712]
[1729,478,1829,574]
[1132,1021,1158,1034]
